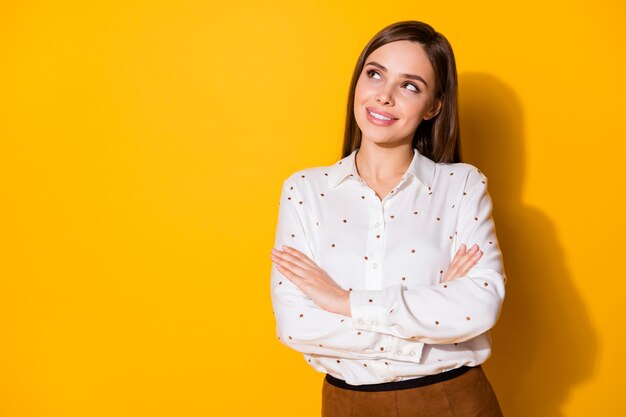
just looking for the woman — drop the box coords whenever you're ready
[269,20,506,417]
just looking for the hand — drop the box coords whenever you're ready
[270,245,351,317]
[442,243,483,283]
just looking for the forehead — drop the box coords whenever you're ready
[366,40,435,82]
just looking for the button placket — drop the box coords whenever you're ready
[365,193,385,290]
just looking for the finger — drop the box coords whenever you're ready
[442,244,468,282]
[449,248,481,281]
[456,249,483,276]
[442,244,478,283]
[271,252,299,274]
[282,245,317,267]
[273,248,313,271]
[272,251,321,285]
[455,245,481,272]
[275,264,306,288]
[272,255,312,280]
[447,244,467,270]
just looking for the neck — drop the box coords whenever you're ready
[354,142,414,182]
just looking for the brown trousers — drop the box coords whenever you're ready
[321,365,504,417]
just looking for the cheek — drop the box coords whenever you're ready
[354,76,374,102]
[353,82,367,115]
[354,82,365,103]
[403,99,430,120]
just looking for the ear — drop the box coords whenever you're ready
[423,98,443,121]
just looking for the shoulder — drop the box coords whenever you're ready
[283,157,337,184]
[281,163,333,193]
[441,161,488,189]
[284,166,326,183]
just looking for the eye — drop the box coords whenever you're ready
[366,69,382,79]
[403,82,420,93]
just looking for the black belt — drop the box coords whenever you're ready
[325,365,476,392]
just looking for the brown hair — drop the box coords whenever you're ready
[341,20,462,163]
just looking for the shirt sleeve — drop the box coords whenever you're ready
[270,177,425,361]
[349,167,507,344]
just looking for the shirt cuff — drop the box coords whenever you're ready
[349,288,425,362]
[349,289,389,331]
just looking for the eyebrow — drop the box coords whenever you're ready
[364,61,429,87]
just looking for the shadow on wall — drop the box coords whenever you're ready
[458,72,597,417]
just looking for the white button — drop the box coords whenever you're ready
[372,263,378,269]
[374,222,380,228]
[358,319,365,325]
[396,350,403,355]
[409,351,415,356]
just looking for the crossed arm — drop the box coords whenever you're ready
[269,169,506,360]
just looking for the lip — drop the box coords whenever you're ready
[365,107,399,126]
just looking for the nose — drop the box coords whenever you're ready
[376,86,393,105]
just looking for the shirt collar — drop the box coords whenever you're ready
[327,147,435,191]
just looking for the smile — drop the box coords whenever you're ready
[365,108,399,126]
[368,110,395,120]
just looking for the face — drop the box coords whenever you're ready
[353,40,442,147]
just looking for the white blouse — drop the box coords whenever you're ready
[270,147,507,385]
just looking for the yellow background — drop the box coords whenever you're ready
[1,1,624,416]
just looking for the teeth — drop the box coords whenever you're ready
[368,110,394,121]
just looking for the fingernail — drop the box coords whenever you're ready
[282,245,289,250]
[471,244,478,251]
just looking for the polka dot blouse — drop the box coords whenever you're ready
[270,147,507,385]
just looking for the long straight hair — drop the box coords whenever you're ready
[342,21,462,163]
